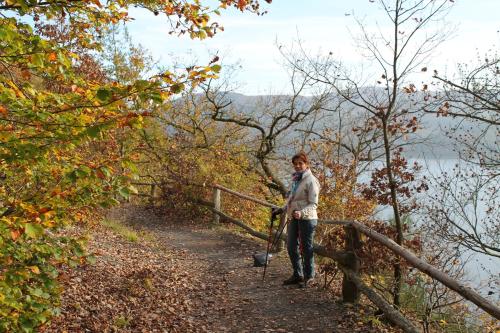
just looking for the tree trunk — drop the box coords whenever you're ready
[382,118,404,307]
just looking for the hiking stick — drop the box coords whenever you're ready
[297,220,305,277]
[271,214,288,251]
[262,211,276,281]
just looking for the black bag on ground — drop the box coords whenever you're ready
[252,252,272,267]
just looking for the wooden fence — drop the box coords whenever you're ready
[209,184,500,333]
[133,181,500,332]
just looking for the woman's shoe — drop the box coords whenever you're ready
[282,275,304,285]
[299,277,314,288]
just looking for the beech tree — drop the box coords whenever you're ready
[0,0,270,330]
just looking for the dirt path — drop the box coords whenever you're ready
[118,206,387,333]
[144,224,348,332]
[45,205,392,332]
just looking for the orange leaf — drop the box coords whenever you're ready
[39,207,51,214]
[95,169,105,179]
[0,105,7,115]
[48,52,57,62]
[11,229,21,241]
[21,70,31,80]
[238,0,247,10]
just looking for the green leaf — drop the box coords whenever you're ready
[96,88,112,102]
[32,53,44,68]
[170,83,184,94]
[100,166,112,178]
[122,159,138,174]
[24,223,44,239]
[73,245,84,257]
[31,288,44,298]
[149,91,163,103]
[0,206,9,216]
[99,198,120,208]
[75,168,88,178]
[19,317,35,332]
[67,170,78,183]
[68,259,79,268]
[86,125,101,138]
[211,64,222,73]
[79,165,92,175]
[134,79,150,91]
[118,187,130,199]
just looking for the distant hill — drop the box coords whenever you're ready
[215,90,495,159]
[174,89,494,160]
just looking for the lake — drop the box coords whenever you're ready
[367,158,499,300]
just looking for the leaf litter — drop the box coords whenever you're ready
[41,205,400,333]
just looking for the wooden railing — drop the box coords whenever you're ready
[133,181,500,332]
[209,184,500,333]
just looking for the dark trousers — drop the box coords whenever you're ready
[287,218,317,279]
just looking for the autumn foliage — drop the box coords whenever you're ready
[0,0,268,330]
[126,92,271,230]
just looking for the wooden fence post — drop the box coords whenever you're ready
[149,184,156,205]
[273,213,287,252]
[212,187,221,224]
[342,225,361,303]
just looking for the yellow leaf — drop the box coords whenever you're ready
[29,266,40,274]
[6,80,25,98]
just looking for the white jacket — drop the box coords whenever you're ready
[285,168,320,220]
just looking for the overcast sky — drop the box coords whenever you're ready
[127,0,500,95]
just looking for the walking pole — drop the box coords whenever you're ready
[271,213,288,251]
[297,221,305,279]
[262,210,276,282]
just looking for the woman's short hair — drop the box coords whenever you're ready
[292,151,309,165]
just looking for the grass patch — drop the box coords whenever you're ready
[113,315,131,328]
[101,219,139,242]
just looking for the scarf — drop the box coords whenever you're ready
[290,170,305,197]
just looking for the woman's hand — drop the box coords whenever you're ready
[271,207,283,220]
[292,210,302,219]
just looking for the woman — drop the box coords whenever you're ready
[274,151,320,288]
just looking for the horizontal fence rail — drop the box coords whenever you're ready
[346,219,500,320]
[213,184,279,209]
